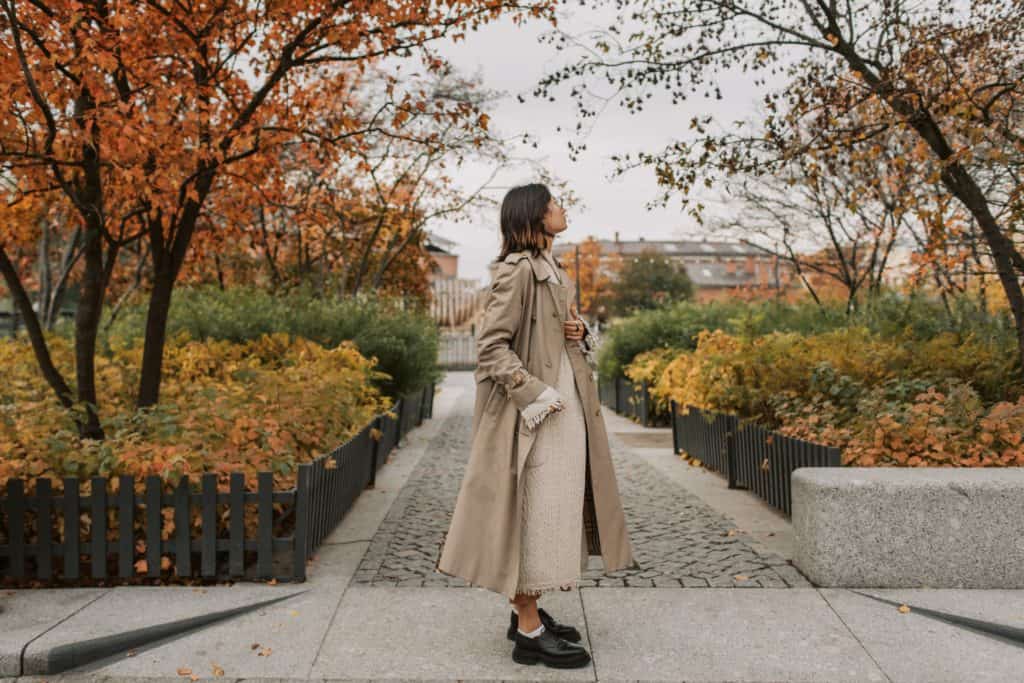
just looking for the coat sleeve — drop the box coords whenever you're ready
[476,260,548,411]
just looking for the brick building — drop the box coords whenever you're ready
[552,233,800,303]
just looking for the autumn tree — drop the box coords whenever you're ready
[715,135,913,313]
[537,0,1024,375]
[1,0,558,436]
[608,249,693,315]
[562,236,617,316]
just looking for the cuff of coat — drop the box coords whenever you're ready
[509,375,547,411]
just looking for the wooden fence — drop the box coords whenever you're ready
[438,331,477,370]
[429,278,486,328]
[0,382,436,584]
[669,402,841,516]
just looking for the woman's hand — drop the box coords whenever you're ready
[563,303,585,341]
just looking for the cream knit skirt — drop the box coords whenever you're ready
[515,344,589,596]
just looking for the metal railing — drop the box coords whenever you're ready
[669,402,841,516]
[597,373,654,427]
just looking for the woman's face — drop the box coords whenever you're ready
[542,196,568,235]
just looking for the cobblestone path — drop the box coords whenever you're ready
[351,382,811,589]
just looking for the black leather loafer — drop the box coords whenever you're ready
[511,627,591,668]
[507,607,582,642]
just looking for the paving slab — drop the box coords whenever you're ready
[21,499,384,678]
[0,588,109,676]
[581,587,887,682]
[821,588,1024,683]
[309,586,594,680]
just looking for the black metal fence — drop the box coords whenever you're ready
[0,382,436,584]
[669,401,840,516]
[597,374,654,427]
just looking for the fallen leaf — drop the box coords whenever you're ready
[734,574,749,581]
[289,609,299,617]
[258,647,272,657]
[898,604,911,614]
[266,578,278,585]
[251,643,260,650]
[176,667,192,677]
[212,663,225,677]
[126,650,136,657]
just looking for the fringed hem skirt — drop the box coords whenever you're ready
[514,344,589,596]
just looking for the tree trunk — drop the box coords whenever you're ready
[137,264,174,408]
[0,245,78,417]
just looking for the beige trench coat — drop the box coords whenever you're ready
[434,248,641,599]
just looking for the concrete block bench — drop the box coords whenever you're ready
[792,468,1024,588]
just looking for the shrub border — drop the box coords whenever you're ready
[0,383,436,585]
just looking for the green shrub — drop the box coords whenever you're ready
[97,284,441,398]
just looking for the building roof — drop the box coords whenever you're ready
[552,237,767,258]
[682,261,763,288]
[424,230,457,254]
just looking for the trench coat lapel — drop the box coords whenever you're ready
[513,250,570,482]
[527,249,569,321]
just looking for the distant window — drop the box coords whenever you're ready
[732,244,746,253]
[702,268,712,277]
[700,243,714,252]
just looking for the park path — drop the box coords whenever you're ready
[351,371,809,589]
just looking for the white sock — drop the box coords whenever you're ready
[517,623,545,638]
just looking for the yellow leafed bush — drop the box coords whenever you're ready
[632,326,1023,468]
[0,330,391,493]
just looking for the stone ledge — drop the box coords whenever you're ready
[792,467,1024,588]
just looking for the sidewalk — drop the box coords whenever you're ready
[3,371,1023,682]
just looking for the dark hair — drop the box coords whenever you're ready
[495,183,557,264]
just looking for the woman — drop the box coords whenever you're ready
[434,183,640,669]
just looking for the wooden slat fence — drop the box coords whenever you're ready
[429,278,487,328]
[668,401,841,517]
[0,382,436,584]
[438,331,476,370]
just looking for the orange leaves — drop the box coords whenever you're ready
[0,331,389,528]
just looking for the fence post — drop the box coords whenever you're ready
[670,399,678,454]
[641,380,649,426]
[726,415,738,489]
[827,446,842,466]
[6,479,25,578]
[368,415,382,488]
[293,463,311,581]
[396,397,406,442]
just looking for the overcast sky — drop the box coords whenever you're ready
[426,3,769,283]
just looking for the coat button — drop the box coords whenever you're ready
[545,360,552,367]
[552,311,559,318]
